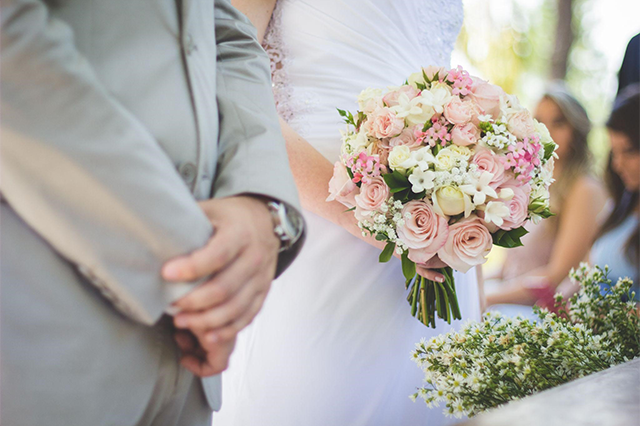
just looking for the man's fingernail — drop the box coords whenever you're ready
[175,316,189,328]
[436,276,445,283]
[163,263,181,280]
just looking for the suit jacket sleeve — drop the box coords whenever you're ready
[212,0,305,276]
[0,0,213,325]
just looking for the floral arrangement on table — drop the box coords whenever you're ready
[327,65,557,327]
[411,264,640,418]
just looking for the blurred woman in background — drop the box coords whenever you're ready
[487,83,607,311]
[590,85,639,297]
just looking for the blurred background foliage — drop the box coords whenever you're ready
[453,0,640,172]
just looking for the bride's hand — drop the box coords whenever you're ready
[416,255,447,283]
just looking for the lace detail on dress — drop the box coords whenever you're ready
[262,0,315,135]
[416,0,464,67]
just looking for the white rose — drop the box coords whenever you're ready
[534,119,553,145]
[435,148,461,171]
[433,186,467,216]
[407,71,427,89]
[344,130,371,155]
[388,145,416,174]
[357,88,384,114]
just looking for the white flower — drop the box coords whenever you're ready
[483,201,510,226]
[460,171,498,205]
[388,145,416,173]
[498,187,515,201]
[357,87,383,114]
[342,130,371,155]
[421,82,453,114]
[408,169,436,193]
[435,147,463,171]
[391,92,436,127]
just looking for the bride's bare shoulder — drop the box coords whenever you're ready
[231,0,278,43]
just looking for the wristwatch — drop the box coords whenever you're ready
[266,200,304,253]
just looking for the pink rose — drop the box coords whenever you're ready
[451,123,480,146]
[396,200,449,264]
[437,215,493,272]
[424,65,447,81]
[472,147,507,187]
[469,77,504,119]
[383,85,420,107]
[364,107,405,139]
[499,181,531,230]
[389,126,422,150]
[326,162,358,208]
[354,177,389,221]
[369,139,391,166]
[444,96,476,125]
[507,110,536,139]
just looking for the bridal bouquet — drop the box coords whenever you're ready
[411,264,639,418]
[327,65,557,327]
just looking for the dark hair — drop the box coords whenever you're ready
[598,84,640,267]
[541,83,593,215]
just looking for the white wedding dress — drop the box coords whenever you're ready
[215,1,479,425]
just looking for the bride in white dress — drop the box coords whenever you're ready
[215,1,481,425]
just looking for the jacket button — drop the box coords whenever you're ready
[184,33,197,55]
[179,162,197,185]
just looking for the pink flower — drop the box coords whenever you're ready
[444,96,476,125]
[437,215,493,272]
[389,126,422,150]
[469,77,504,119]
[326,162,358,208]
[451,123,480,146]
[383,85,420,107]
[354,177,389,221]
[397,200,449,264]
[424,65,447,81]
[472,147,507,187]
[499,181,531,230]
[364,107,405,139]
[506,110,536,140]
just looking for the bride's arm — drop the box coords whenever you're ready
[231,0,445,281]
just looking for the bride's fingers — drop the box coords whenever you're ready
[416,266,445,283]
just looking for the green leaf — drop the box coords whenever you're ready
[492,226,529,248]
[337,108,355,126]
[382,170,411,192]
[543,141,557,161]
[401,251,417,282]
[379,242,396,263]
[375,233,387,241]
[346,166,355,181]
[343,206,356,213]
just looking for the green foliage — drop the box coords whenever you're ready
[379,242,395,263]
[492,226,528,248]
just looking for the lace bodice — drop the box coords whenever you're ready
[262,0,463,153]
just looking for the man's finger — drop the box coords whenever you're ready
[174,273,266,332]
[162,226,246,282]
[173,246,261,312]
[203,292,266,344]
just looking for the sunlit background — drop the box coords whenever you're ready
[452,0,640,274]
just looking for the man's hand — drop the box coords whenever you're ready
[174,329,236,377]
[163,195,280,344]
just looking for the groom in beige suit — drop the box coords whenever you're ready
[0,0,304,425]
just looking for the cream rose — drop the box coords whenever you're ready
[472,147,506,187]
[507,110,536,139]
[357,88,384,114]
[499,181,531,230]
[364,107,405,139]
[433,186,466,216]
[434,147,462,171]
[326,162,358,208]
[437,215,493,272]
[396,200,449,264]
[451,123,480,146]
[388,145,416,173]
[354,177,389,221]
[469,77,504,119]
